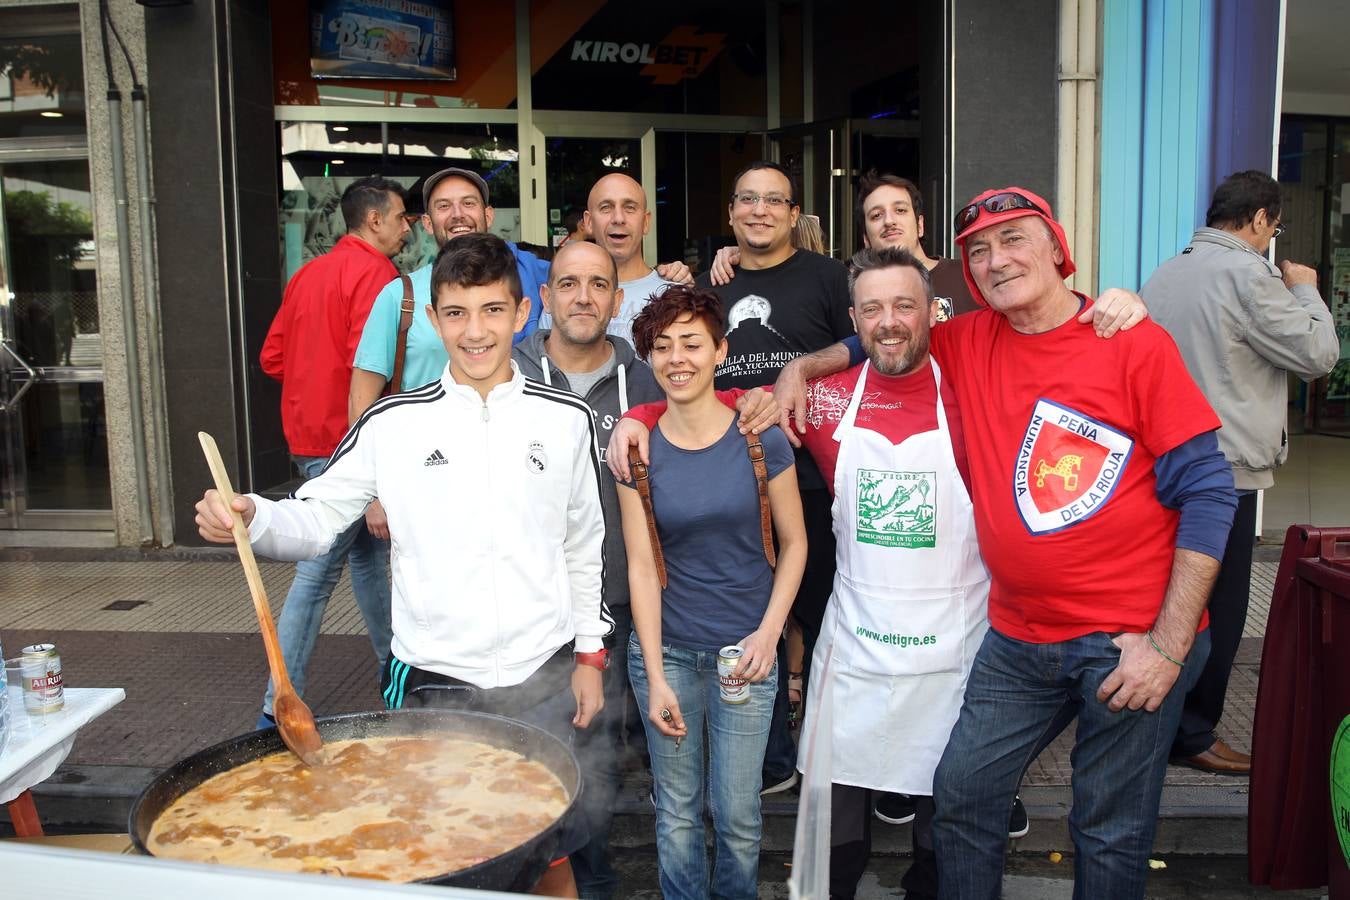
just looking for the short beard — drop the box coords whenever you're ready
[863,328,929,377]
[554,314,610,348]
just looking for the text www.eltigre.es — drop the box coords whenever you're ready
[855,626,937,648]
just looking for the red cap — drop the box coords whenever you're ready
[955,187,1076,307]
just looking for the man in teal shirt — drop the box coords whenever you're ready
[350,167,551,401]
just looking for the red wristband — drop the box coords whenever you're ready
[575,649,610,671]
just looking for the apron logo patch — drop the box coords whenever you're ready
[1014,399,1133,534]
[855,468,936,548]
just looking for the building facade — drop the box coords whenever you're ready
[0,0,1340,548]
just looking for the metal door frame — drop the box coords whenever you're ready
[529,120,659,266]
[0,147,114,530]
[767,117,926,258]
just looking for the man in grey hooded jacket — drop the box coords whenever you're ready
[513,239,663,900]
[1143,169,1338,774]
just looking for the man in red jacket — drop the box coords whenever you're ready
[257,175,410,728]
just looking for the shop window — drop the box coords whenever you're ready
[278,121,520,280]
[0,5,85,140]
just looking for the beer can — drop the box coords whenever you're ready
[20,643,64,715]
[717,645,749,704]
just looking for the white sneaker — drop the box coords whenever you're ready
[760,770,799,796]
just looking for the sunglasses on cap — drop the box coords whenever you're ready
[954,192,1048,234]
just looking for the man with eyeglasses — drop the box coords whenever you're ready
[771,186,1237,899]
[1141,169,1338,777]
[698,160,855,797]
[712,170,981,323]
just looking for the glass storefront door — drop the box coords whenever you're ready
[1278,115,1350,435]
[768,118,924,260]
[0,157,111,529]
[1317,119,1350,434]
[542,134,644,250]
[535,124,661,268]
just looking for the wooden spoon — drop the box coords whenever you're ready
[198,432,325,766]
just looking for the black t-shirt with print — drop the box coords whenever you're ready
[697,249,854,391]
[697,248,854,491]
[930,257,980,319]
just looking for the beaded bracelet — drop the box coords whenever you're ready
[1146,630,1184,667]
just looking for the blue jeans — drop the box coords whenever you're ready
[571,606,636,900]
[260,455,393,719]
[932,627,1210,900]
[629,636,776,900]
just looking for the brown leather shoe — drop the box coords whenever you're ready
[1174,738,1251,775]
[1209,738,1251,764]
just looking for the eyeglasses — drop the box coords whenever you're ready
[731,191,796,210]
[954,191,1047,234]
[1272,221,1285,238]
[401,213,422,225]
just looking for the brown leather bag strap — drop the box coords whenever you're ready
[628,446,668,588]
[746,432,777,569]
[388,274,415,396]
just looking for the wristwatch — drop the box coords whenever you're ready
[574,649,611,671]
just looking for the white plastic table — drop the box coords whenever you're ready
[1,687,125,835]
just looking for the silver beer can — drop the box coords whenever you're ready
[717,645,749,704]
[21,643,64,715]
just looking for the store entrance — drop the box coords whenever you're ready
[537,124,655,261]
[768,118,924,260]
[0,156,112,530]
[1277,114,1350,436]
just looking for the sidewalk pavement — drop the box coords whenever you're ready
[1,544,1282,863]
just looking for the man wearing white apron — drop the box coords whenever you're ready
[795,247,989,900]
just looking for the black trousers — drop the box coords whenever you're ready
[1172,490,1257,758]
[830,784,937,900]
[765,487,838,778]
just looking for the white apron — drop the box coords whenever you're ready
[802,359,990,794]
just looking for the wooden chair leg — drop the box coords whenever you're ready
[6,790,43,837]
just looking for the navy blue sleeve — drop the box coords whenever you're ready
[1152,430,1237,561]
[844,334,866,367]
[758,424,795,479]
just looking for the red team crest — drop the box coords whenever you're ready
[1014,399,1134,534]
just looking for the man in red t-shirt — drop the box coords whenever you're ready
[256,176,410,728]
[772,188,1237,900]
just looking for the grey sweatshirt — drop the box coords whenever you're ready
[1143,227,1339,489]
[513,330,664,617]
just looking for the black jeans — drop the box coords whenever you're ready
[830,784,937,900]
[570,605,636,900]
[1172,490,1257,758]
[765,487,837,779]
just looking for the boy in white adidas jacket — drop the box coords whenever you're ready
[196,233,608,896]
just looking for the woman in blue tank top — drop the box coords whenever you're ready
[617,285,807,900]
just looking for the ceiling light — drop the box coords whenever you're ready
[330,159,345,165]
[40,111,64,118]
[331,125,350,133]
